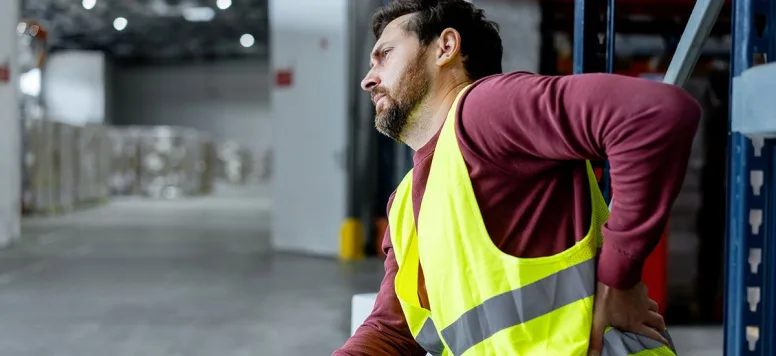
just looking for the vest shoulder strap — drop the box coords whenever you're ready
[389,169,415,264]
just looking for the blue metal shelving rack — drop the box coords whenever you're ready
[571,0,775,354]
[725,0,775,354]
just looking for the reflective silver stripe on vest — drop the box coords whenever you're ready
[417,318,445,356]
[601,328,677,355]
[664,328,677,352]
[440,258,597,355]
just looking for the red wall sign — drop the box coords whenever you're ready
[275,69,293,87]
[0,62,9,83]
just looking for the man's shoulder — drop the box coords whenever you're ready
[459,71,534,114]
[470,70,543,88]
[454,71,551,173]
[462,71,545,108]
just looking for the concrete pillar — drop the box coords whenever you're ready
[269,0,350,257]
[0,0,21,247]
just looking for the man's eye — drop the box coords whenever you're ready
[383,48,392,56]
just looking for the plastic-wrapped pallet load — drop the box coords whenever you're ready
[35,120,61,214]
[217,140,253,185]
[76,124,111,205]
[96,125,113,200]
[57,122,78,212]
[21,119,80,215]
[21,119,54,214]
[181,128,207,195]
[198,138,217,195]
[257,149,273,183]
[108,127,142,195]
[21,119,38,214]
[138,126,203,199]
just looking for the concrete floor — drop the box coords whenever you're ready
[0,196,722,355]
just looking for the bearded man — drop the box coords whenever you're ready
[335,1,700,355]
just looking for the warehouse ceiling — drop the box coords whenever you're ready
[21,0,268,64]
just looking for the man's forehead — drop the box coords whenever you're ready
[376,14,415,45]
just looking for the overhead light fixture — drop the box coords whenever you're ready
[182,7,216,22]
[82,0,96,10]
[113,17,128,31]
[216,0,232,10]
[240,34,255,48]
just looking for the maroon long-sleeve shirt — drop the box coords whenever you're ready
[334,72,701,355]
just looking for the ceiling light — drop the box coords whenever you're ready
[182,7,216,22]
[216,0,232,10]
[82,0,96,10]
[113,17,128,31]
[240,34,255,48]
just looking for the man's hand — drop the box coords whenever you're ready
[588,281,669,356]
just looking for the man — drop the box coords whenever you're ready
[335,0,700,355]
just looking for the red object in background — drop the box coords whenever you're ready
[275,69,293,87]
[643,227,669,315]
[375,217,388,258]
[594,168,603,181]
[0,64,9,83]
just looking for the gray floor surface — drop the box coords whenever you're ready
[0,196,722,355]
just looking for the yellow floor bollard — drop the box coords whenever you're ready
[339,218,365,261]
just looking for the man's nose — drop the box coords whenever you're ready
[361,71,379,91]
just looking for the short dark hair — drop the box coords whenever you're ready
[372,0,503,80]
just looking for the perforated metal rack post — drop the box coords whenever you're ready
[724,0,776,354]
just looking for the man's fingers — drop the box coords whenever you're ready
[643,311,666,330]
[588,325,604,352]
[635,325,670,346]
[647,299,659,312]
[588,319,605,354]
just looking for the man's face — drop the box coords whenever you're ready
[361,15,432,141]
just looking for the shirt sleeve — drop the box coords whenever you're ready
[459,72,701,289]
[332,195,427,356]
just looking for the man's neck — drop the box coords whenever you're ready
[403,80,471,150]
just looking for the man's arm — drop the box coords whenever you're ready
[460,72,701,289]
[333,196,427,356]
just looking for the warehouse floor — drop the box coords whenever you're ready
[1,195,722,355]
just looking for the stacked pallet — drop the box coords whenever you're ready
[22,120,253,216]
[21,120,111,215]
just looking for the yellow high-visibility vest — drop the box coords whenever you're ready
[388,85,678,356]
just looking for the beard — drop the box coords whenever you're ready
[373,51,432,142]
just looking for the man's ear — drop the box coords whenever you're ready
[435,28,461,67]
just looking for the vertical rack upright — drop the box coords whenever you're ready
[573,0,615,203]
[725,0,775,355]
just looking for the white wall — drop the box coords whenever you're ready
[270,0,349,256]
[44,50,107,125]
[112,60,270,152]
[0,0,21,247]
[111,59,272,195]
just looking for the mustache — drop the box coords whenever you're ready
[370,88,389,102]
